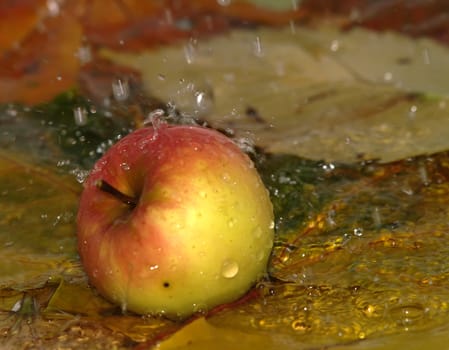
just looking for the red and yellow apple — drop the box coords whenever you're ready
[76,124,274,319]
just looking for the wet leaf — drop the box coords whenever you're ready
[0,149,83,290]
[153,317,302,350]
[102,26,449,163]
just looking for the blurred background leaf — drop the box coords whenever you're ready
[101,26,449,164]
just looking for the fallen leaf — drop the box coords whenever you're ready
[102,26,449,163]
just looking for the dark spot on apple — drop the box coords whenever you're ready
[163,282,170,288]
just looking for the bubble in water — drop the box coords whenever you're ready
[221,259,239,278]
[112,78,130,102]
[73,106,88,126]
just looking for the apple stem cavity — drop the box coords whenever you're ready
[96,179,138,208]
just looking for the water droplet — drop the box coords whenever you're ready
[112,79,130,102]
[149,264,159,271]
[330,39,340,52]
[253,227,263,238]
[120,162,130,171]
[252,36,264,57]
[384,71,393,82]
[76,45,92,64]
[183,41,196,64]
[269,221,275,230]
[46,0,60,16]
[192,303,208,314]
[199,191,207,199]
[353,227,363,237]
[222,173,231,182]
[256,250,265,262]
[228,218,236,228]
[194,89,214,114]
[221,259,239,278]
[70,168,90,184]
[73,106,88,126]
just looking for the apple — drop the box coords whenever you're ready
[76,123,274,319]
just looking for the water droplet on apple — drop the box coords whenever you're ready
[228,218,236,228]
[192,302,208,314]
[222,173,231,182]
[256,250,265,262]
[221,259,239,279]
[149,264,159,271]
[120,162,130,171]
[253,227,263,238]
[199,191,207,198]
[269,221,275,230]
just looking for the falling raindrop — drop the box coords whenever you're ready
[383,71,393,82]
[73,106,88,126]
[184,41,197,64]
[418,163,429,185]
[221,259,239,278]
[330,39,340,52]
[408,104,418,121]
[422,47,431,65]
[76,45,92,64]
[194,90,214,115]
[112,79,130,102]
[252,36,264,57]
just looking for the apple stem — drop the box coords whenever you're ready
[96,179,138,208]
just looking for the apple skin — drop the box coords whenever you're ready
[77,124,274,319]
